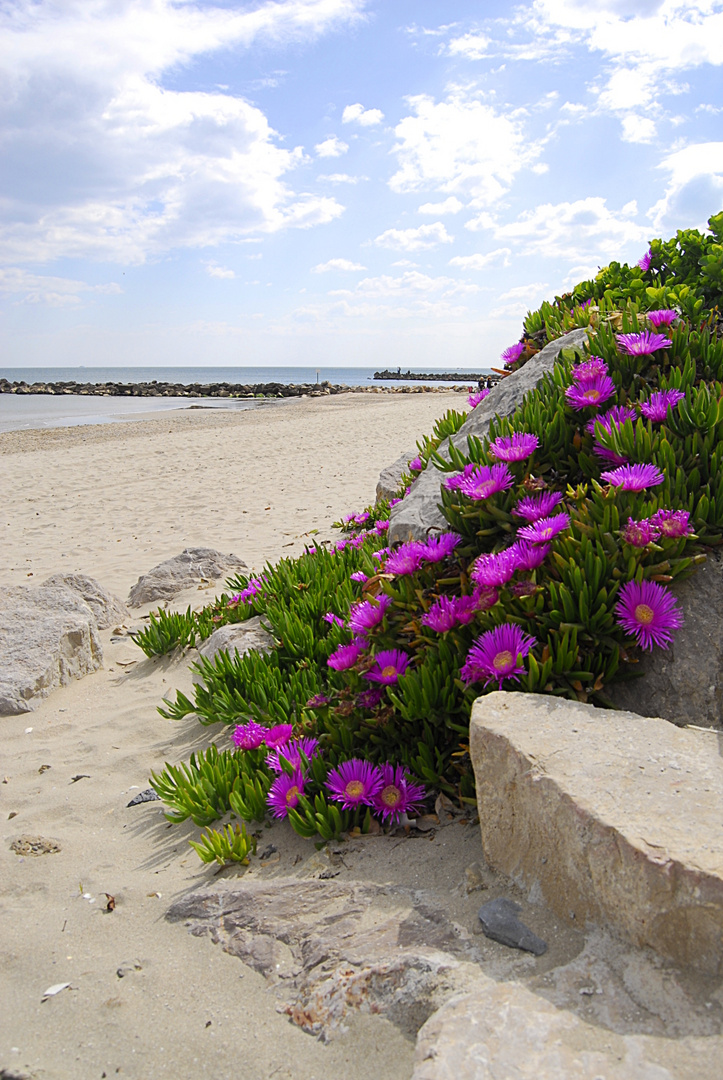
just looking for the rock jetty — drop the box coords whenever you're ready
[0,377,471,399]
[374,368,499,385]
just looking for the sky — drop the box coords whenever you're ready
[1,0,722,370]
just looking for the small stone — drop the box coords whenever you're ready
[477,897,547,955]
[11,835,61,857]
[126,788,160,806]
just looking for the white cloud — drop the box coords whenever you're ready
[0,267,122,305]
[315,135,349,157]
[341,271,478,297]
[205,263,235,279]
[498,282,548,301]
[447,32,490,59]
[449,248,511,270]
[418,197,464,215]
[342,102,384,126]
[374,222,454,252]
[389,92,541,206]
[317,173,364,184]
[0,0,361,264]
[492,197,650,262]
[650,141,723,228]
[621,114,657,143]
[312,258,367,272]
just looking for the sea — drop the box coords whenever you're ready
[0,365,487,434]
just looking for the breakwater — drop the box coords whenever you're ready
[0,378,474,399]
[374,369,499,385]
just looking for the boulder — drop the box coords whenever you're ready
[127,547,247,607]
[412,979,719,1080]
[193,618,274,683]
[376,450,416,504]
[607,552,723,729]
[470,692,723,975]
[41,572,129,630]
[0,585,103,715]
[388,329,589,543]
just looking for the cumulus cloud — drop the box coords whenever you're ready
[317,173,364,184]
[418,197,464,215]
[312,258,366,272]
[650,141,723,229]
[335,270,478,297]
[373,222,454,252]
[342,102,384,126]
[447,32,490,59]
[491,197,650,262]
[0,0,362,264]
[315,135,349,157]
[205,263,235,279]
[0,267,122,305]
[449,248,512,270]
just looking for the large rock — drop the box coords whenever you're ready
[412,980,719,1080]
[376,450,416,504]
[608,552,723,729]
[0,585,103,714]
[470,692,723,975]
[127,547,247,607]
[41,572,129,630]
[389,329,588,543]
[192,617,274,683]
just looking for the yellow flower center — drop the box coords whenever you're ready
[477,482,494,497]
[586,389,601,401]
[634,603,654,625]
[493,650,513,671]
[346,780,365,798]
[382,665,397,679]
[285,785,299,804]
[381,784,401,807]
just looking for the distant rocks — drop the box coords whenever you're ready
[0,377,468,399]
[41,572,129,630]
[127,547,247,607]
[0,584,103,714]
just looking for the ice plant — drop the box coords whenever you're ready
[444,463,481,491]
[350,571,368,583]
[306,693,330,708]
[372,764,426,824]
[408,456,423,472]
[621,517,661,547]
[323,612,344,627]
[501,342,526,366]
[470,548,520,588]
[615,579,683,651]
[573,357,608,381]
[585,404,637,436]
[472,585,499,611]
[488,432,539,462]
[650,508,693,538]
[420,532,461,563]
[355,511,371,525]
[640,389,685,422]
[267,770,305,819]
[638,248,652,271]
[565,374,616,410]
[517,512,570,544]
[421,595,471,633]
[231,721,267,750]
[468,389,490,408]
[374,519,390,534]
[326,759,383,809]
[600,463,664,491]
[461,623,536,689]
[385,541,427,576]
[264,724,294,749]
[266,737,319,774]
[348,595,392,635]
[364,649,410,685]
[327,640,365,671]
[646,309,678,328]
[510,540,551,570]
[457,463,514,501]
[512,491,562,522]
[616,331,672,356]
[355,686,384,709]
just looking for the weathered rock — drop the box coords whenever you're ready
[127,547,247,607]
[607,552,723,729]
[477,897,547,955]
[470,692,723,974]
[167,877,484,1039]
[389,329,588,543]
[194,617,274,677]
[412,979,719,1080]
[0,585,103,715]
[376,450,416,504]
[41,572,129,630]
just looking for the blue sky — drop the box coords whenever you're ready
[1,0,722,369]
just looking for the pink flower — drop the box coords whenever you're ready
[385,541,427,576]
[646,309,678,328]
[327,641,365,671]
[231,721,267,750]
[488,432,539,462]
[468,389,490,408]
[512,491,562,522]
[501,342,526,366]
[461,623,536,689]
[600,463,664,491]
[326,759,383,809]
[572,357,608,382]
[621,517,661,547]
[267,770,305,819]
[266,737,319,774]
[420,532,461,563]
[264,724,294,750]
[565,374,616,411]
[372,764,426,824]
[470,548,520,588]
[458,463,514,501]
[639,389,685,422]
[615,579,683,651]
[510,540,551,570]
[637,248,652,271]
[348,594,392,635]
[363,649,410,685]
[517,512,570,544]
[650,509,693,538]
[616,331,672,356]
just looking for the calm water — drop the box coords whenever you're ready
[0,365,485,433]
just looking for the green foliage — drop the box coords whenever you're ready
[189,822,257,866]
[131,607,199,656]
[150,745,272,826]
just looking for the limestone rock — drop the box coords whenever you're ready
[470,692,723,975]
[127,547,247,607]
[607,552,723,729]
[412,979,719,1080]
[389,329,588,543]
[193,618,274,683]
[41,572,129,630]
[376,450,416,504]
[0,585,103,715]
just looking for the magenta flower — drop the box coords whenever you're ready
[640,389,685,422]
[348,533,367,549]
[621,517,661,547]
[374,519,390,534]
[267,770,305,819]
[472,585,499,611]
[517,512,570,544]
[408,456,424,472]
[444,463,480,491]
[458,463,515,501]
[385,541,427,576]
[453,594,481,624]
[470,547,520,588]
[306,693,330,708]
[323,612,345,627]
[422,596,464,633]
[593,444,628,466]
[501,342,526,366]
[354,511,371,525]
[334,540,348,552]
[266,737,319,774]
[460,623,536,689]
[264,724,294,749]
[420,532,461,563]
[585,404,637,436]
[650,508,693,538]
[512,491,562,522]
[616,331,672,356]
[350,571,368,583]
[600,463,664,491]
[565,374,616,410]
[237,577,265,602]
[572,357,608,382]
[326,759,383,809]
[647,309,678,328]
[372,764,426,824]
[327,640,365,671]
[356,686,384,709]
[637,248,652,271]
[389,497,401,507]
[488,432,540,462]
[615,579,683,651]
[468,389,490,408]
[231,720,267,750]
[349,594,392,635]
[363,649,410,685]
[510,540,551,570]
